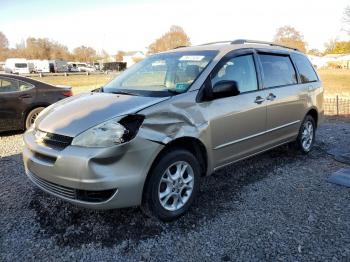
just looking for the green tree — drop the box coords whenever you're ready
[273,26,307,52]
[324,40,350,54]
[148,25,191,54]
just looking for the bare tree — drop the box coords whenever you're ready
[343,5,350,34]
[307,48,322,56]
[273,26,307,52]
[21,38,71,60]
[0,31,9,60]
[72,46,97,62]
[115,50,125,62]
[148,25,191,54]
[0,31,9,49]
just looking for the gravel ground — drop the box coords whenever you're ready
[1,117,350,261]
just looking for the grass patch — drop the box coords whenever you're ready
[29,74,116,94]
[30,70,350,98]
[318,69,350,97]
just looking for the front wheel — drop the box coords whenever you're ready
[25,107,45,130]
[141,149,200,221]
[296,115,316,154]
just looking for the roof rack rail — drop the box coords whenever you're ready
[173,45,189,49]
[199,39,299,51]
[199,41,232,46]
[231,39,299,51]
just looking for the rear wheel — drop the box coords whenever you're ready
[25,107,45,129]
[296,115,316,154]
[141,149,200,221]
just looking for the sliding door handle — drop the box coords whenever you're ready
[254,96,265,104]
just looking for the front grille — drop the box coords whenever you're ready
[34,152,57,164]
[28,171,76,199]
[28,171,117,203]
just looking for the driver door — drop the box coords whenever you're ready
[202,51,268,168]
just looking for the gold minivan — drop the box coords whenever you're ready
[23,39,323,221]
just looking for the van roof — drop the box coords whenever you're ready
[6,58,27,61]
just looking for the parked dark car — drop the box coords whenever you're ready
[0,74,72,132]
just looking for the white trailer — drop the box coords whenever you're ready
[5,58,34,74]
[30,60,53,73]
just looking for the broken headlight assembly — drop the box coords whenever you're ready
[71,115,144,148]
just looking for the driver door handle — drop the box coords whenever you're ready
[254,96,265,104]
[19,94,32,99]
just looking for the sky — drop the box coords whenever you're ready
[1,0,349,54]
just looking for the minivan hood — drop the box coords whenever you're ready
[35,92,169,137]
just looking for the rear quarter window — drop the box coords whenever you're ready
[259,54,297,88]
[292,53,318,83]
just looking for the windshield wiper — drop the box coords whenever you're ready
[166,89,181,95]
[110,90,138,96]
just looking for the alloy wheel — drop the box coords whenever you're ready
[158,161,194,211]
[301,120,314,151]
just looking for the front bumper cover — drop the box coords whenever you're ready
[22,129,163,209]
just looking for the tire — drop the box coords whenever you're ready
[295,115,316,154]
[25,107,45,130]
[141,149,200,221]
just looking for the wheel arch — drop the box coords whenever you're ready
[305,107,318,127]
[141,136,208,200]
[22,103,50,129]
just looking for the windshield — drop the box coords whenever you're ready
[103,50,217,96]
[15,63,28,68]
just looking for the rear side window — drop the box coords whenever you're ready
[18,81,34,91]
[292,53,318,83]
[259,54,297,88]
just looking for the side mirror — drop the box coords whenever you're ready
[212,80,240,99]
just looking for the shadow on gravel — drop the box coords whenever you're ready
[0,130,23,137]
[28,144,317,249]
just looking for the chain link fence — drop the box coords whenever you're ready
[324,96,350,116]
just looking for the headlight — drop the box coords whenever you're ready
[72,119,126,147]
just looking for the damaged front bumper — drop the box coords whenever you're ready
[22,129,163,209]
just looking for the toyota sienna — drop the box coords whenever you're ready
[23,39,323,221]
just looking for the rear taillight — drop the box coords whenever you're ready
[62,90,73,97]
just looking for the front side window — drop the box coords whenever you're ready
[0,78,19,93]
[292,53,318,83]
[259,54,297,88]
[103,51,217,96]
[211,54,258,93]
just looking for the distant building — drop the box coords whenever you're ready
[307,54,350,69]
[307,55,328,69]
[122,51,145,67]
[97,55,117,64]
